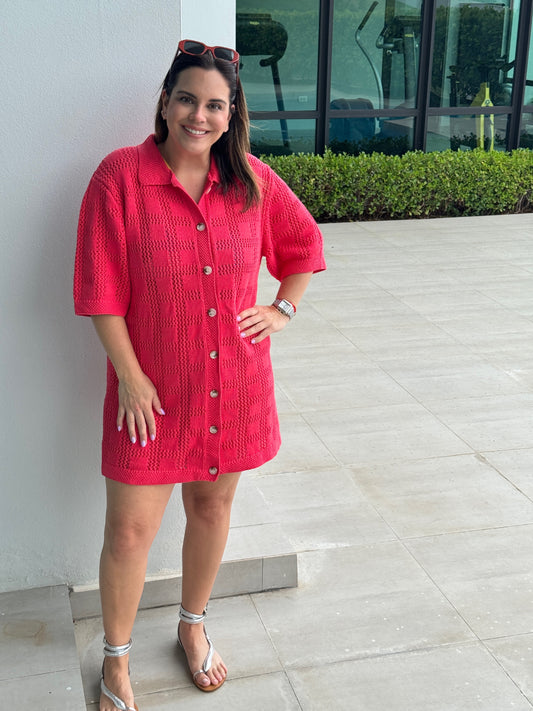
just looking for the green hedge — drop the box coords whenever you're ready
[261,148,533,222]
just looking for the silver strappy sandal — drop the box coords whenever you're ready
[177,604,225,692]
[101,637,138,711]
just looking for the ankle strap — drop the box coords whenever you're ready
[103,637,133,657]
[179,604,207,625]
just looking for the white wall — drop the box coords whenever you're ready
[0,0,235,593]
[181,0,236,46]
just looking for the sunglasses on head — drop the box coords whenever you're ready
[177,40,240,68]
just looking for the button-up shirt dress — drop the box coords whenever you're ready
[74,135,326,484]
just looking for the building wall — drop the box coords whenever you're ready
[0,0,235,593]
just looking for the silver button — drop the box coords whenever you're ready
[210,389,219,398]
[209,350,218,359]
[196,223,206,231]
[203,266,213,275]
[209,426,218,434]
[209,466,218,476]
[208,308,217,317]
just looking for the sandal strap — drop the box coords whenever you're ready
[179,604,208,625]
[103,636,133,657]
[101,678,136,711]
[188,627,214,677]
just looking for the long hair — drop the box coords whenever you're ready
[155,50,260,209]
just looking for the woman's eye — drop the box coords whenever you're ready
[179,96,193,104]
[209,104,222,111]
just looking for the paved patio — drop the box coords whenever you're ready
[4,214,533,709]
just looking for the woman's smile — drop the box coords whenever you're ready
[183,125,209,136]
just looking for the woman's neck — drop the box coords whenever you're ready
[158,140,210,176]
[158,141,211,203]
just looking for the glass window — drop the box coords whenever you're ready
[519,113,533,148]
[426,113,509,151]
[236,2,320,112]
[330,0,423,112]
[431,1,519,109]
[329,116,414,155]
[250,119,316,156]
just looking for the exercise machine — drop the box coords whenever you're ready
[236,13,290,149]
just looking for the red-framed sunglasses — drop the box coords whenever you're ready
[177,40,240,67]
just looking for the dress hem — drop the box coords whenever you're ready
[100,443,282,485]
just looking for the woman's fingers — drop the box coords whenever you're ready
[117,404,126,433]
[237,305,289,343]
[126,408,138,444]
[118,375,164,446]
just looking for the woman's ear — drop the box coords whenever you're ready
[161,90,169,119]
[224,104,235,133]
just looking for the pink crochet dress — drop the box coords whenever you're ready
[74,135,325,484]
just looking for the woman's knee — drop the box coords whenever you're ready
[184,493,233,528]
[103,513,159,558]
[182,473,241,528]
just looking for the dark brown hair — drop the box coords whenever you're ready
[155,49,260,209]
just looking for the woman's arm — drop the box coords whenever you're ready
[91,315,164,446]
[237,272,313,344]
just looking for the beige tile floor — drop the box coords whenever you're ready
[4,214,533,710]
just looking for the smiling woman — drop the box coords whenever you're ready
[159,68,234,199]
[73,38,325,711]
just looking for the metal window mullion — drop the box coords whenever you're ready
[506,2,533,150]
[414,0,437,151]
[316,0,334,153]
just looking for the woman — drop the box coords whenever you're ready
[74,39,325,711]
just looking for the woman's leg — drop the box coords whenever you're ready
[100,478,174,711]
[179,472,242,688]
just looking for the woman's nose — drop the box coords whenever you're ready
[189,104,206,122]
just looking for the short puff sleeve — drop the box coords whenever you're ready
[255,158,326,281]
[73,167,130,317]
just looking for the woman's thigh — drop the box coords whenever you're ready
[104,478,175,537]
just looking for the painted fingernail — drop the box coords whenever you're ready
[240,331,246,338]
[141,439,147,447]
[236,315,241,322]
[117,425,122,432]
[130,436,136,444]
[251,339,256,344]
[150,434,155,441]
[160,409,165,415]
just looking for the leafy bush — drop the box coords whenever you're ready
[261,148,533,221]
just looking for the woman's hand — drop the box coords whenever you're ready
[237,305,290,344]
[118,371,164,446]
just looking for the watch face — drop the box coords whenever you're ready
[275,299,295,318]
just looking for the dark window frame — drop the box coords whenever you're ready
[241,0,533,154]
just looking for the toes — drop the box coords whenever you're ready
[196,672,211,687]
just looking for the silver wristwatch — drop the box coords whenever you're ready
[272,298,296,320]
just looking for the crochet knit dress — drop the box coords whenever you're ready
[74,135,325,484]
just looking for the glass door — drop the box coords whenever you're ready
[428,0,520,151]
[329,0,423,154]
[236,0,321,154]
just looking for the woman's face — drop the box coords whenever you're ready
[162,67,233,160]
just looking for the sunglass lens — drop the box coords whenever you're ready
[183,41,205,55]
[213,47,236,61]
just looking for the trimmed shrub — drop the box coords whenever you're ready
[261,148,533,221]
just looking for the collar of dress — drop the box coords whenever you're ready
[137,134,221,189]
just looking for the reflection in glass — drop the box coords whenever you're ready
[329,116,413,155]
[431,1,518,109]
[249,120,316,157]
[330,0,422,112]
[236,1,319,113]
[519,113,533,148]
[426,114,508,152]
